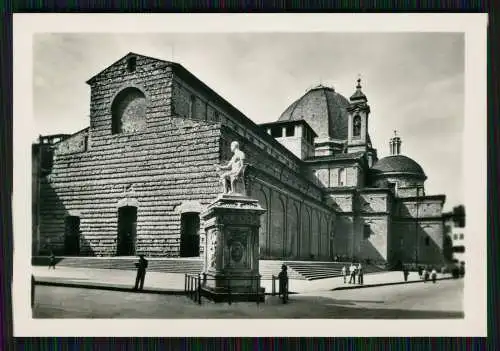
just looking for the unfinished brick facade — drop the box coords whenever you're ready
[34,52,447,266]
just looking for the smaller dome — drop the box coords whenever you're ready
[371,155,426,179]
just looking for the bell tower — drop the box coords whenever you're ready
[347,77,371,154]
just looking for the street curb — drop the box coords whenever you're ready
[331,276,457,291]
[34,279,295,296]
[34,280,186,295]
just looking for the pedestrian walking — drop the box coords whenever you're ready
[431,268,437,283]
[348,263,357,284]
[134,254,148,291]
[341,265,347,283]
[423,267,429,282]
[48,251,56,270]
[403,266,409,282]
[278,265,288,304]
[417,266,423,279]
[357,263,364,285]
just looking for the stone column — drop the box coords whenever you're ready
[201,193,266,302]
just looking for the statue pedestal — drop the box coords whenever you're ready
[200,193,266,302]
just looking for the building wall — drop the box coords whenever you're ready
[309,164,361,188]
[393,197,445,265]
[39,118,221,256]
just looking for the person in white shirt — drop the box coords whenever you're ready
[341,265,347,283]
[349,264,357,284]
[431,268,437,283]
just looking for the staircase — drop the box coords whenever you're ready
[284,261,385,280]
[32,256,386,281]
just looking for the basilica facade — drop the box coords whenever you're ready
[33,52,446,266]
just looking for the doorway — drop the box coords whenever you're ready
[64,216,80,255]
[180,212,200,257]
[117,206,137,256]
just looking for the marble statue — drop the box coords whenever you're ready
[216,141,246,195]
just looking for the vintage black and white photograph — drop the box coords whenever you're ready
[13,14,487,337]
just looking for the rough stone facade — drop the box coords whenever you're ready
[34,52,447,266]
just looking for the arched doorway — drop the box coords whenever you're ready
[117,206,137,256]
[180,212,201,257]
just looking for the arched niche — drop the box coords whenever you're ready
[111,86,148,134]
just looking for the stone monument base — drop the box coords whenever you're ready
[201,193,266,303]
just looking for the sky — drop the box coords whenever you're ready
[32,32,464,211]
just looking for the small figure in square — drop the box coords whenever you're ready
[341,265,347,283]
[459,262,465,278]
[348,263,357,284]
[403,266,409,282]
[423,267,429,282]
[134,254,148,291]
[278,264,288,304]
[357,263,364,285]
[418,266,423,279]
[431,267,437,283]
[48,251,56,270]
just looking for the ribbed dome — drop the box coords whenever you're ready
[278,85,350,140]
[371,155,426,179]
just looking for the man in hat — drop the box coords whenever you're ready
[134,254,148,291]
[278,264,289,304]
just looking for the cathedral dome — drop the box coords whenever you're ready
[371,155,426,179]
[278,85,350,140]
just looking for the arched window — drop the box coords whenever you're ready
[353,115,361,137]
[338,168,346,186]
[189,94,196,119]
[111,87,147,134]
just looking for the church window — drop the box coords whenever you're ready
[353,115,361,138]
[214,110,220,121]
[271,127,282,138]
[453,234,458,240]
[459,234,464,240]
[285,125,295,137]
[425,236,430,246]
[126,56,137,73]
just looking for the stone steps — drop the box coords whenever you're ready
[31,256,386,281]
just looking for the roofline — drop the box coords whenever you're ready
[370,171,427,180]
[304,153,365,165]
[170,62,311,167]
[86,52,173,85]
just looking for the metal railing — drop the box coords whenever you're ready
[184,273,202,304]
[184,273,263,305]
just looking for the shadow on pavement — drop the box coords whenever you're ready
[32,285,464,319]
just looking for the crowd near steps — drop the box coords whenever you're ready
[32,256,386,281]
